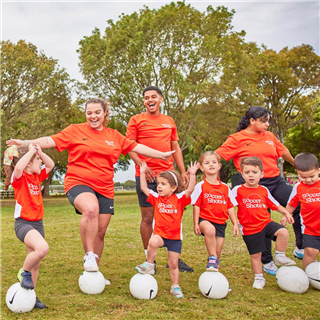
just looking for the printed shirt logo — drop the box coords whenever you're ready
[105,140,114,146]
[302,188,320,203]
[242,193,266,208]
[158,202,177,214]
[265,140,274,145]
[162,124,172,128]
[204,190,226,204]
[28,183,40,195]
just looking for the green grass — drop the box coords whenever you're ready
[1,195,319,319]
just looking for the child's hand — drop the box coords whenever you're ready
[285,213,294,225]
[28,143,36,153]
[34,144,43,156]
[187,161,200,176]
[140,161,148,174]
[280,215,288,226]
[233,224,239,237]
[194,224,202,236]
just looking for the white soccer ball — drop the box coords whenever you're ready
[198,272,229,299]
[6,283,36,313]
[305,262,320,290]
[78,271,105,294]
[276,266,309,294]
[129,273,158,299]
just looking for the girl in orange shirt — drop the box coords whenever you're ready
[135,161,199,298]
[4,143,54,309]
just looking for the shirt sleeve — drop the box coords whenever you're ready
[126,117,138,140]
[288,183,299,208]
[272,134,286,157]
[265,187,280,210]
[170,117,179,141]
[147,190,157,206]
[227,186,238,208]
[191,182,203,205]
[51,125,74,152]
[215,135,238,161]
[118,131,138,155]
[38,166,49,183]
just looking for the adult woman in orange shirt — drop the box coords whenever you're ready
[215,106,302,276]
[7,98,175,284]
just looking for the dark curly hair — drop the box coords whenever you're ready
[236,106,271,132]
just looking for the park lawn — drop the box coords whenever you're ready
[1,194,319,320]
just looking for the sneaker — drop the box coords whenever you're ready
[263,261,278,276]
[83,251,99,272]
[293,247,304,260]
[135,262,155,274]
[228,287,232,292]
[252,277,266,289]
[170,285,184,298]
[34,297,47,309]
[17,268,34,289]
[274,254,296,266]
[105,278,111,285]
[206,255,219,272]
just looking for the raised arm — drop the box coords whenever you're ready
[14,144,37,180]
[34,144,55,174]
[131,144,175,161]
[7,137,56,149]
[139,162,151,197]
[171,140,188,185]
[185,161,200,198]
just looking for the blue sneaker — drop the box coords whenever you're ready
[34,297,46,309]
[293,247,304,260]
[206,255,219,272]
[17,268,34,289]
[263,261,278,276]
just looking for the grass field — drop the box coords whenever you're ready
[1,193,319,319]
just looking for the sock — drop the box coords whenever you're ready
[144,250,148,258]
[254,273,264,279]
[275,251,285,255]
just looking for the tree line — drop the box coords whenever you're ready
[1,2,320,196]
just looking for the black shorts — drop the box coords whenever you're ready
[161,238,182,254]
[303,234,320,251]
[14,218,45,243]
[199,218,227,238]
[135,176,157,207]
[66,185,114,215]
[243,221,285,255]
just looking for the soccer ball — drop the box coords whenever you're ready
[198,272,229,299]
[78,271,105,294]
[305,262,320,290]
[129,273,158,299]
[6,283,36,313]
[276,266,309,294]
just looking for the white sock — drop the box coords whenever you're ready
[144,250,148,258]
[254,273,263,279]
[275,251,285,255]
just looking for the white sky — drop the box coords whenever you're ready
[1,0,319,182]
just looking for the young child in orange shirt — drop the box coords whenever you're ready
[135,161,199,298]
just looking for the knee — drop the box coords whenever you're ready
[204,227,216,238]
[277,228,289,238]
[82,204,99,220]
[37,243,49,259]
[141,209,154,225]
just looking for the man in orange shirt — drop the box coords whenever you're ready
[127,86,193,272]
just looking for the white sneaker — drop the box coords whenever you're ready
[83,251,99,272]
[252,277,266,289]
[105,278,111,285]
[293,247,304,260]
[274,254,296,266]
[263,261,278,275]
[135,262,155,274]
[170,285,184,298]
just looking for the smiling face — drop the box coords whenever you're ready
[241,164,264,188]
[157,176,176,197]
[249,115,270,134]
[297,168,320,186]
[85,103,107,131]
[143,90,163,116]
[200,154,221,177]
[29,154,42,175]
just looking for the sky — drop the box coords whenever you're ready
[1,0,319,182]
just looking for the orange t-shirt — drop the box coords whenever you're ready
[147,190,191,240]
[288,181,320,236]
[232,184,279,235]
[51,123,137,198]
[191,179,237,224]
[126,113,179,177]
[216,130,286,178]
[11,166,48,221]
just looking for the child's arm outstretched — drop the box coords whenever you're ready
[227,207,239,237]
[14,144,38,180]
[34,144,54,174]
[185,161,200,198]
[278,205,295,226]
[140,162,151,197]
[193,205,202,236]
[281,204,296,226]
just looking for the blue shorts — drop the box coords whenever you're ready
[161,238,182,254]
[303,234,320,251]
[135,176,157,207]
[199,218,227,238]
[66,185,114,215]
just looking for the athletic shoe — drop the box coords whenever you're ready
[166,259,194,272]
[252,277,266,289]
[105,278,111,285]
[293,247,304,260]
[135,262,155,274]
[228,287,232,292]
[83,251,99,272]
[263,261,278,276]
[34,297,47,309]
[17,268,34,289]
[170,285,184,298]
[206,255,219,272]
[274,254,296,266]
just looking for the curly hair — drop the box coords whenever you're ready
[236,106,271,132]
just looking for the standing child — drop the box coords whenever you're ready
[232,157,296,289]
[285,153,320,270]
[3,143,54,308]
[191,151,239,271]
[135,161,199,298]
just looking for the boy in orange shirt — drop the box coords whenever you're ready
[286,153,320,270]
[232,157,296,289]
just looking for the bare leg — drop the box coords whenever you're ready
[94,214,112,265]
[215,237,225,260]
[168,251,180,285]
[274,228,289,252]
[146,234,163,263]
[140,206,154,250]
[200,221,217,257]
[303,247,319,270]
[250,252,263,274]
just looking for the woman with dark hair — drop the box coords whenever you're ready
[6,97,175,284]
[215,106,302,276]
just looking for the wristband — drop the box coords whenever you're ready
[24,140,29,146]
